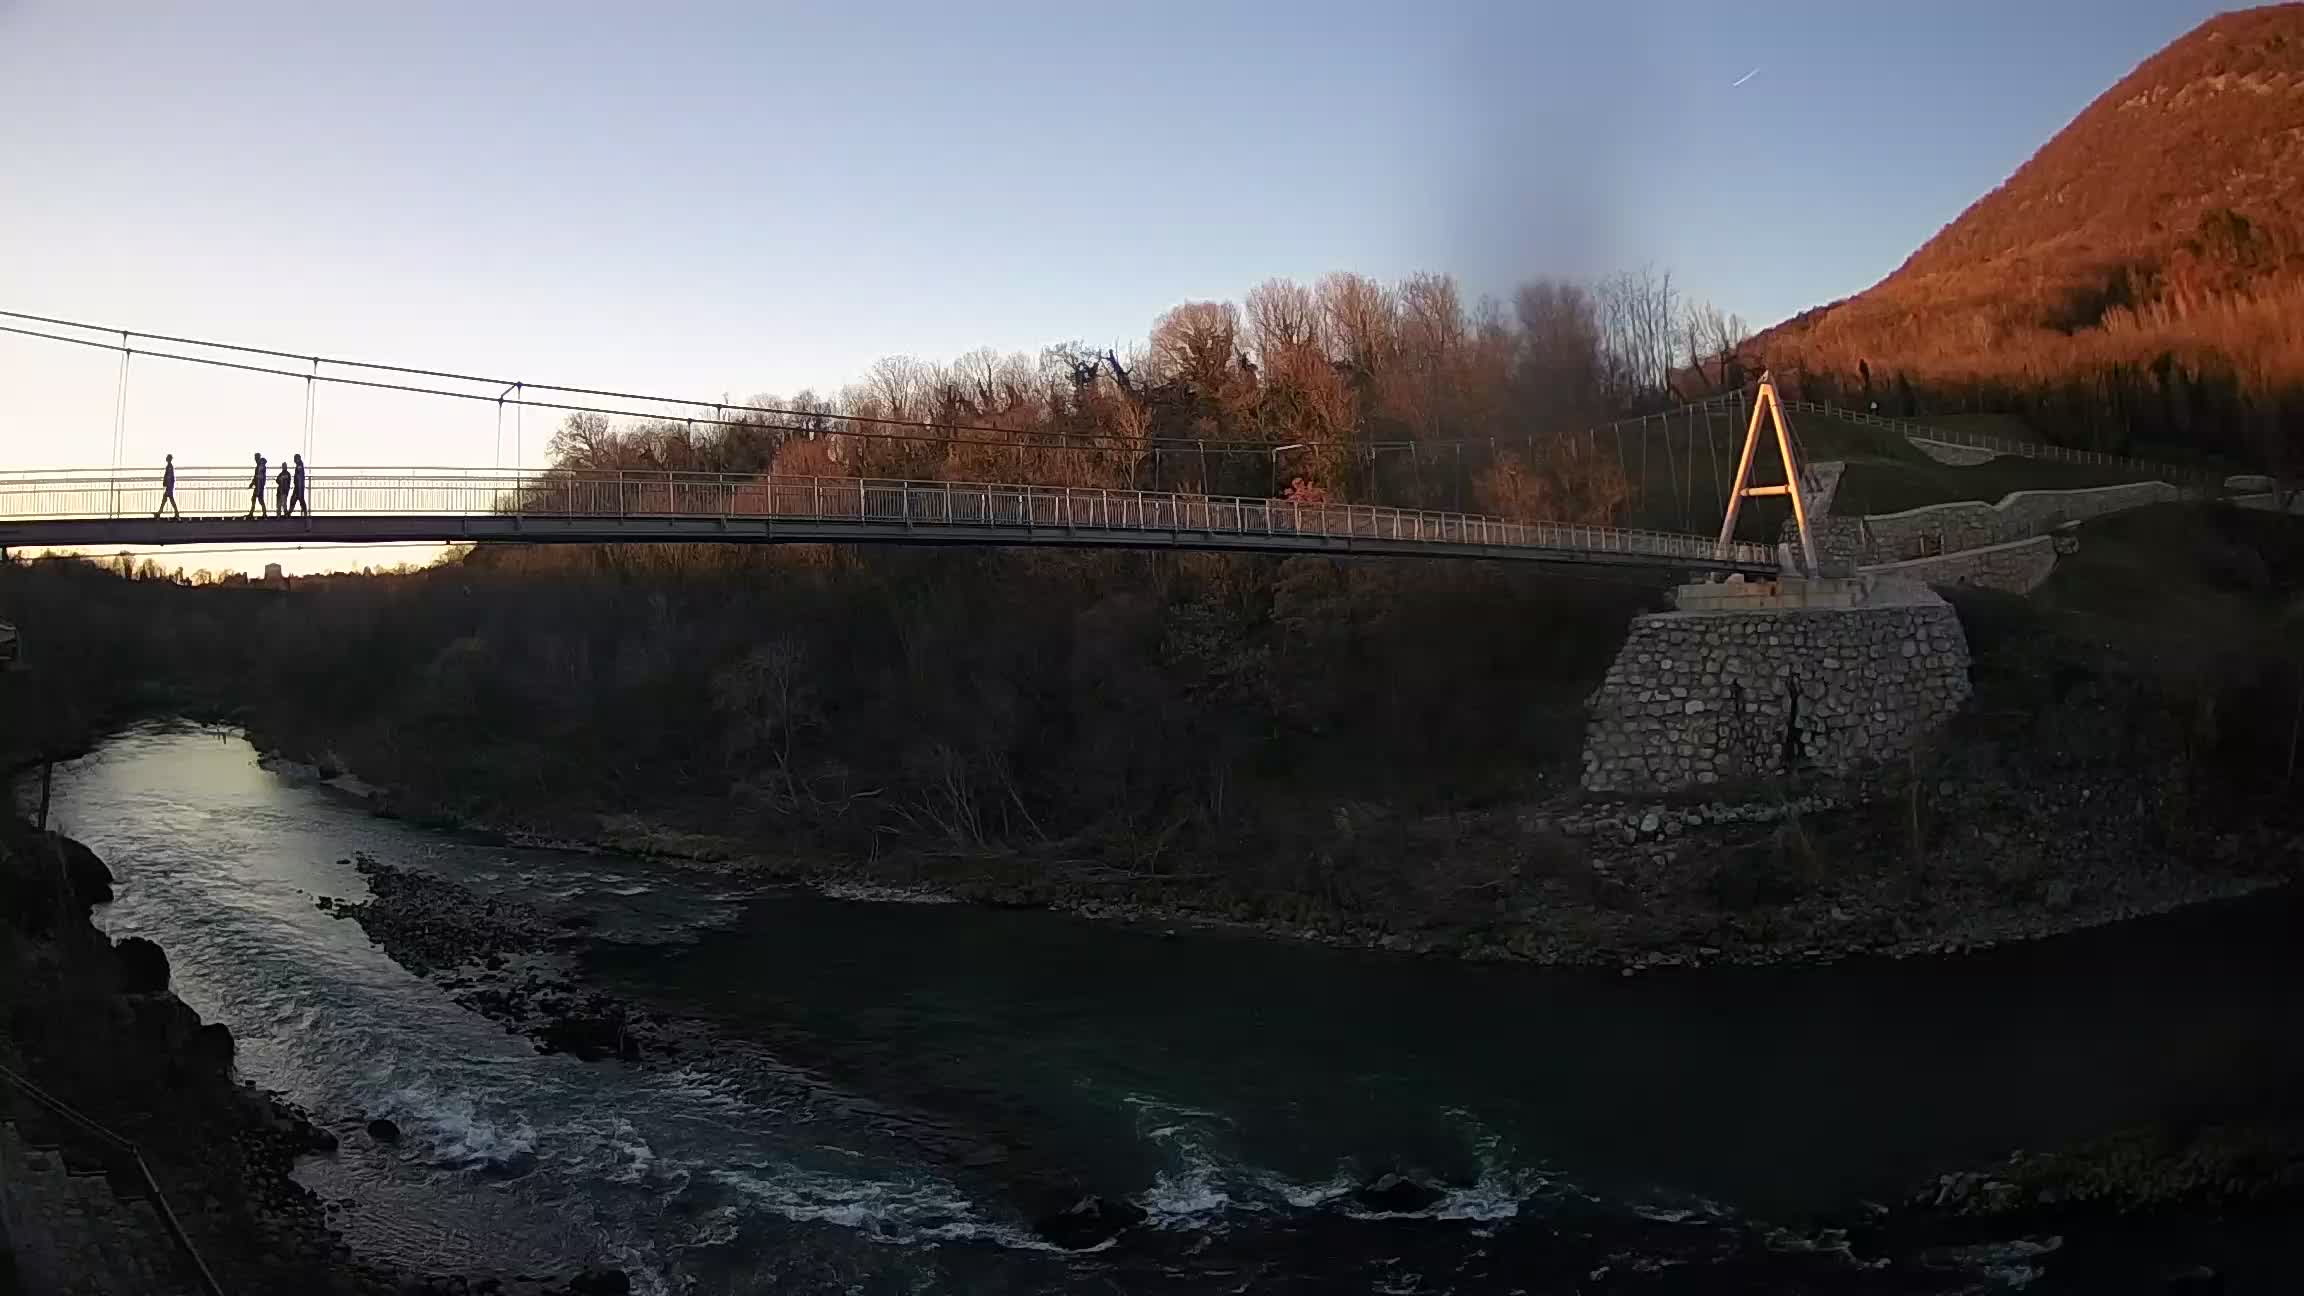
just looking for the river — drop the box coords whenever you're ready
[34,724,2304,1293]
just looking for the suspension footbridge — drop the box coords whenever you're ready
[0,311,1787,575]
[0,468,1779,572]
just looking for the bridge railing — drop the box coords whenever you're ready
[0,468,1778,568]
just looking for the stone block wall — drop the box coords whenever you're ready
[1780,516,1866,574]
[1802,461,1846,516]
[1861,482,2178,558]
[1860,535,2058,596]
[1580,599,1972,795]
[1771,461,1854,574]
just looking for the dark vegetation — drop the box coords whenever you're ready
[2008,502,2304,787]
[4,496,2299,954]
[1752,5,2304,484]
[205,546,1659,882]
[0,557,271,770]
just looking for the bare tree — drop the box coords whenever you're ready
[712,637,818,805]
[1597,266,1680,405]
[864,355,935,424]
[1681,300,1752,394]
[1148,301,1244,391]
[548,412,619,469]
[1244,278,1321,363]
[1515,278,1606,417]
[1318,272,1397,378]
[1384,273,1468,441]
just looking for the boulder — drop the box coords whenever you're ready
[115,936,171,993]
[367,1118,402,1145]
[187,1021,236,1075]
[1351,1172,1445,1214]
[535,1014,639,1063]
[1035,1194,1147,1250]
[54,834,115,907]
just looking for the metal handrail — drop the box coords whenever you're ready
[0,468,1780,568]
[0,1057,226,1296]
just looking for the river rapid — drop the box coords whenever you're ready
[35,724,2304,1294]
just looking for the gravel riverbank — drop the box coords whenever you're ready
[306,746,2299,977]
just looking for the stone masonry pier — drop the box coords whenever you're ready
[1580,577,1972,794]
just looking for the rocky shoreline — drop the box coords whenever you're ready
[317,855,671,1065]
[0,821,631,1296]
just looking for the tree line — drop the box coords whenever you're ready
[537,268,1752,528]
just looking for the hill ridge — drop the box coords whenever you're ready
[1752,3,2304,473]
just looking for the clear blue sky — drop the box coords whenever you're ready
[0,0,2238,569]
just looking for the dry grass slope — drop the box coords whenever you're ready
[1754,5,2304,472]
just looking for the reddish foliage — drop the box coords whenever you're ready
[1752,5,2304,470]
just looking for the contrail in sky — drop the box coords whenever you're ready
[1732,66,1762,87]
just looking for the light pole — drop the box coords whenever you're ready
[1269,443,1307,497]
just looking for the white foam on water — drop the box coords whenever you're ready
[1626,1189,1732,1224]
[1120,1092,1225,1122]
[657,1066,766,1116]
[1123,1092,1263,1229]
[1119,1094,1575,1234]
[551,1115,661,1186]
[1341,1114,1554,1223]
[706,1164,1060,1252]
[386,1082,540,1171]
[1140,1146,1247,1227]
[1262,1168,1357,1210]
[814,880,962,905]
[1919,1236,2063,1291]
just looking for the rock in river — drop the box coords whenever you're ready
[1352,1172,1445,1214]
[367,1117,402,1144]
[1035,1194,1148,1249]
[115,935,171,993]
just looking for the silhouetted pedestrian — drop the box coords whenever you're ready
[155,455,178,519]
[248,452,268,517]
[290,453,309,517]
[275,464,291,517]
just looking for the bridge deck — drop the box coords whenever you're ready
[0,469,1780,574]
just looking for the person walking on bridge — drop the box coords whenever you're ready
[290,453,309,517]
[154,454,178,519]
[247,452,269,517]
[275,462,292,518]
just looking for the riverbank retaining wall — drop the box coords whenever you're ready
[1907,438,2002,466]
[1860,535,2060,596]
[1580,587,1972,795]
[1861,482,2179,556]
